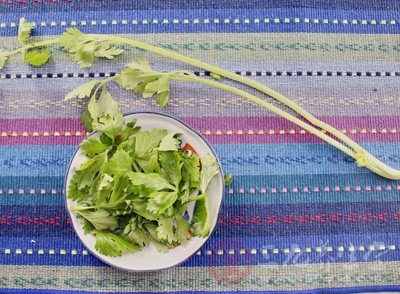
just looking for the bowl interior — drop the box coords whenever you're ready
[64,112,224,271]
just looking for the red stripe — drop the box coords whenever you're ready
[0,211,396,228]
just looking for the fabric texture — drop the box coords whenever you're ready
[1,0,400,293]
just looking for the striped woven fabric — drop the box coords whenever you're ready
[1,1,400,293]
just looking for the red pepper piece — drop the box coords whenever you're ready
[182,143,198,154]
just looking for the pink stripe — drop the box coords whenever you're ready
[1,116,400,145]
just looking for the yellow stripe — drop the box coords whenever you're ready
[1,263,400,292]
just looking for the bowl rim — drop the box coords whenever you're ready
[63,111,225,272]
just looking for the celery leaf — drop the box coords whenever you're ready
[75,151,108,189]
[88,86,120,121]
[18,18,36,44]
[103,149,133,175]
[74,41,96,68]
[80,137,110,158]
[143,76,171,107]
[128,171,175,195]
[145,223,172,252]
[116,68,159,91]
[174,213,191,245]
[91,112,125,142]
[133,129,168,159]
[77,209,118,231]
[94,231,141,257]
[64,80,100,101]
[146,191,178,214]
[23,48,51,66]
[158,132,181,152]
[159,151,182,187]
[67,172,91,202]
[127,58,154,72]
[59,28,86,51]
[191,194,210,237]
[0,50,9,70]
[94,44,124,59]
[199,154,220,193]
[124,217,151,247]
[156,216,175,244]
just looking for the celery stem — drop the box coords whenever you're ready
[94,35,400,179]
[171,75,355,157]
[188,194,205,203]
[4,38,60,57]
[93,35,361,151]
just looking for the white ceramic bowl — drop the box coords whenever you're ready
[64,112,224,271]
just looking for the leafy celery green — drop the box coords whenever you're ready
[79,137,110,158]
[2,19,399,185]
[17,18,36,44]
[191,195,210,238]
[23,48,51,66]
[58,28,123,68]
[199,154,221,193]
[159,151,183,188]
[94,44,124,59]
[68,114,220,256]
[16,18,52,67]
[0,50,9,71]
[77,209,118,231]
[74,151,108,189]
[64,80,100,101]
[94,231,141,257]
[87,86,120,121]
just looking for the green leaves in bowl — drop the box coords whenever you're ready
[67,113,220,257]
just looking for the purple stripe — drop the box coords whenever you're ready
[0,118,86,146]
[181,115,400,144]
[1,116,399,145]
[0,118,84,131]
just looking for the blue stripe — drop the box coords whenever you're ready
[1,233,400,267]
[214,142,400,176]
[0,176,63,190]
[1,9,399,36]
[202,233,400,266]
[0,189,63,206]
[3,201,400,238]
[216,201,400,237]
[1,173,399,206]
[0,176,64,205]
[0,237,103,266]
[3,142,400,178]
[226,175,400,205]
[0,146,75,177]
[1,0,399,12]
